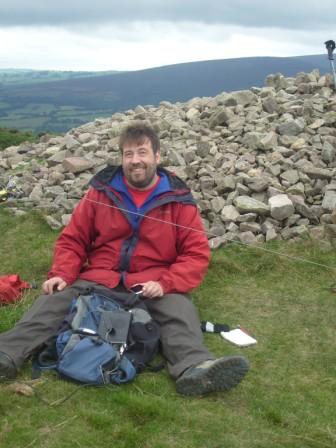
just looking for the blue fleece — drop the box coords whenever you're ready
[109,168,172,231]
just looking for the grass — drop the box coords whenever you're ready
[0,127,39,151]
[0,208,336,448]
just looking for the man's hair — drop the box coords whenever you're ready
[119,122,160,154]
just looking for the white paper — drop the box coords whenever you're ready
[220,328,257,347]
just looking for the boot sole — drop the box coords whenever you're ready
[176,356,249,396]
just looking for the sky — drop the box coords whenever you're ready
[0,1,335,72]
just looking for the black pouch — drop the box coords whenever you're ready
[98,310,132,344]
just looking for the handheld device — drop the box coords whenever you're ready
[129,284,144,295]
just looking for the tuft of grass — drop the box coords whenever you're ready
[1,209,336,448]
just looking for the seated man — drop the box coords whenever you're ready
[0,123,249,395]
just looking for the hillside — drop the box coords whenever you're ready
[0,54,331,133]
[0,68,120,86]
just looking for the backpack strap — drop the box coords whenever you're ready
[89,287,141,309]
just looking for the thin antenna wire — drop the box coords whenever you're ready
[83,197,336,271]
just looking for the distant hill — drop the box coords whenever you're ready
[0,55,331,133]
[0,68,121,86]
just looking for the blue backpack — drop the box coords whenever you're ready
[34,290,160,385]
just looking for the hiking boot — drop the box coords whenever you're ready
[0,352,17,381]
[175,356,249,396]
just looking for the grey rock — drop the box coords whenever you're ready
[332,209,336,224]
[200,176,214,192]
[45,186,66,198]
[242,132,277,151]
[281,225,309,240]
[239,222,261,233]
[320,214,333,224]
[236,213,257,222]
[209,223,226,237]
[209,108,234,129]
[47,150,69,167]
[61,214,72,226]
[324,111,336,125]
[226,222,239,233]
[239,231,259,245]
[167,148,186,166]
[196,141,211,158]
[262,96,279,114]
[209,236,227,250]
[277,119,305,136]
[323,224,336,238]
[62,157,94,174]
[285,214,301,227]
[266,73,289,90]
[286,182,305,195]
[214,175,236,193]
[183,149,196,164]
[266,228,278,241]
[45,215,63,230]
[233,196,269,215]
[280,169,300,185]
[231,90,257,106]
[245,177,270,192]
[63,135,80,150]
[29,185,44,202]
[291,196,318,221]
[221,205,240,222]
[210,197,226,213]
[309,226,325,240]
[322,191,336,211]
[77,133,93,144]
[302,166,333,180]
[269,194,295,220]
[321,141,335,164]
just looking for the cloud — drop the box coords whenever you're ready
[0,2,334,71]
[0,22,331,72]
[0,0,335,30]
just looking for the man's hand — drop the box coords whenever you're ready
[141,281,164,299]
[42,277,67,295]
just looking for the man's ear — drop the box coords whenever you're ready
[155,151,161,164]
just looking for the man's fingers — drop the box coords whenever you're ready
[142,281,163,298]
[42,280,52,294]
[57,281,67,291]
[42,277,67,295]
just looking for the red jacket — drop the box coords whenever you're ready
[48,166,210,294]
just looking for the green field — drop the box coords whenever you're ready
[0,209,335,448]
[0,102,113,133]
[0,69,119,86]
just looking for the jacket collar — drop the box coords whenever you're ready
[90,165,192,195]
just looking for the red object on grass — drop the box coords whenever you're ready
[0,274,31,305]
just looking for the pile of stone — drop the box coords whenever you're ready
[1,69,336,247]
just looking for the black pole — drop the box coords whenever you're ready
[325,40,336,89]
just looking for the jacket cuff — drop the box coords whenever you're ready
[158,278,172,295]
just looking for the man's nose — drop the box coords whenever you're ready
[130,152,141,163]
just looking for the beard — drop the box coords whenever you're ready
[124,164,157,189]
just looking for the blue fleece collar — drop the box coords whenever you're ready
[109,167,172,230]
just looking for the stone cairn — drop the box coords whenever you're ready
[1,69,336,248]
